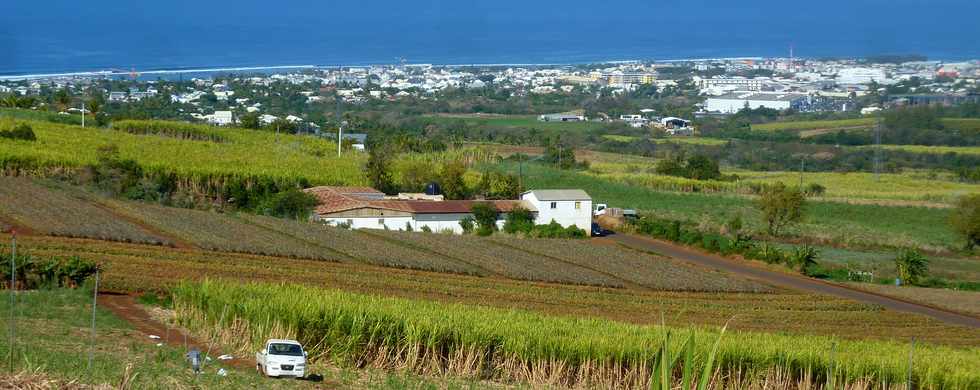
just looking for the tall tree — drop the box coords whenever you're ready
[757,183,806,236]
[439,160,468,200]
[366,145,397,194]
[951,194,980,250]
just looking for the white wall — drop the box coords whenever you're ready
[318,216,412,231]
[317,213,506,234]
[705,98,791,114]
[522,193,592,232]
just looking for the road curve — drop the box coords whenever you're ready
[609,234,980,329]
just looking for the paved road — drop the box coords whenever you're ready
[610,234,980,329]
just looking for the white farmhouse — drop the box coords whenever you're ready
[520,190,592,232]
[305,187,593,234]
[305,187,522,234]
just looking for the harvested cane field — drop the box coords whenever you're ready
[174,280,980,389]
[8,234,977,348]
[489,236,769,292]
[0,176,170,245]
[0,177,766,291]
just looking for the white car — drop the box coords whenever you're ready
[256,339,307,378]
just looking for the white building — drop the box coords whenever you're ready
[837,68,888,85]
[704,92,808,114]
[306,187,520,233]
[695,76,768,91]
[520,190,592,232]
[306,187,592,234]
[207,111,234,126]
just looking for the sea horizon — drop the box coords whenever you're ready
[3,54,977,81]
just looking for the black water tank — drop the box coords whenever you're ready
[425,182,441,195]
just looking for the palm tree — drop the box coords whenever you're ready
[894,249,929,286]
[791,244,819,275]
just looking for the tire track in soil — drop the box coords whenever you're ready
[98,292,253,370]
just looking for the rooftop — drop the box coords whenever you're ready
[305,186,533,215]
[523,189,591,201]
[710,92,807,101]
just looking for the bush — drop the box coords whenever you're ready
[757,244,786,264]
[257,188,318,220]
[528,220,587,239]
[471,203,499,236]
[804,183,826,197]
[950,194,980,250]
[459,217,475,235]
[0,122,36,141]
[0,247,98,289]
[503,206,535,234]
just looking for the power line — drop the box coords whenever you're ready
[874,114,882,181]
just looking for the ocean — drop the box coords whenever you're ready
[2,0,979,76]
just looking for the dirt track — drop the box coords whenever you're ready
[608,234,980,329]
[98,293,253,370]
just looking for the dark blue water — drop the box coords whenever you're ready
[3,0,979,75]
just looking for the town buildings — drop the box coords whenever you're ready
[704,92,809,114]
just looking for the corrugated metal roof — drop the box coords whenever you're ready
[403,200,530,214]
[524,189,592,201]
[305,186,536,216]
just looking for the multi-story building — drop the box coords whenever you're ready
[589,71,656,84]
[705,92,808,114]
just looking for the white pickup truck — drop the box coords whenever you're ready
[256,339,307,378]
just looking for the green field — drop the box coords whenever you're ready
[505,162,967,251]
[940,118,980,132]
[752,118,876,132]
[732,169,979,203]
[424,114,606,132]
[867,144,980,156]
[175,280,980,389]
[0,287,479,389]
[0,288,279,389]
[0,118,367,186]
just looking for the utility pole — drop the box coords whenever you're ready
[337,122,343,157]
[557,144,563,169]
[81,101,85,128]
[336,96,343,157]
[907,338,916,389]
[799,157,805,188]
[87,268,99,371]
[518,154,524,190]
[8,231,15,374]
[874,114,882,181]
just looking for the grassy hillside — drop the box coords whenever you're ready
[0,118,367,185]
